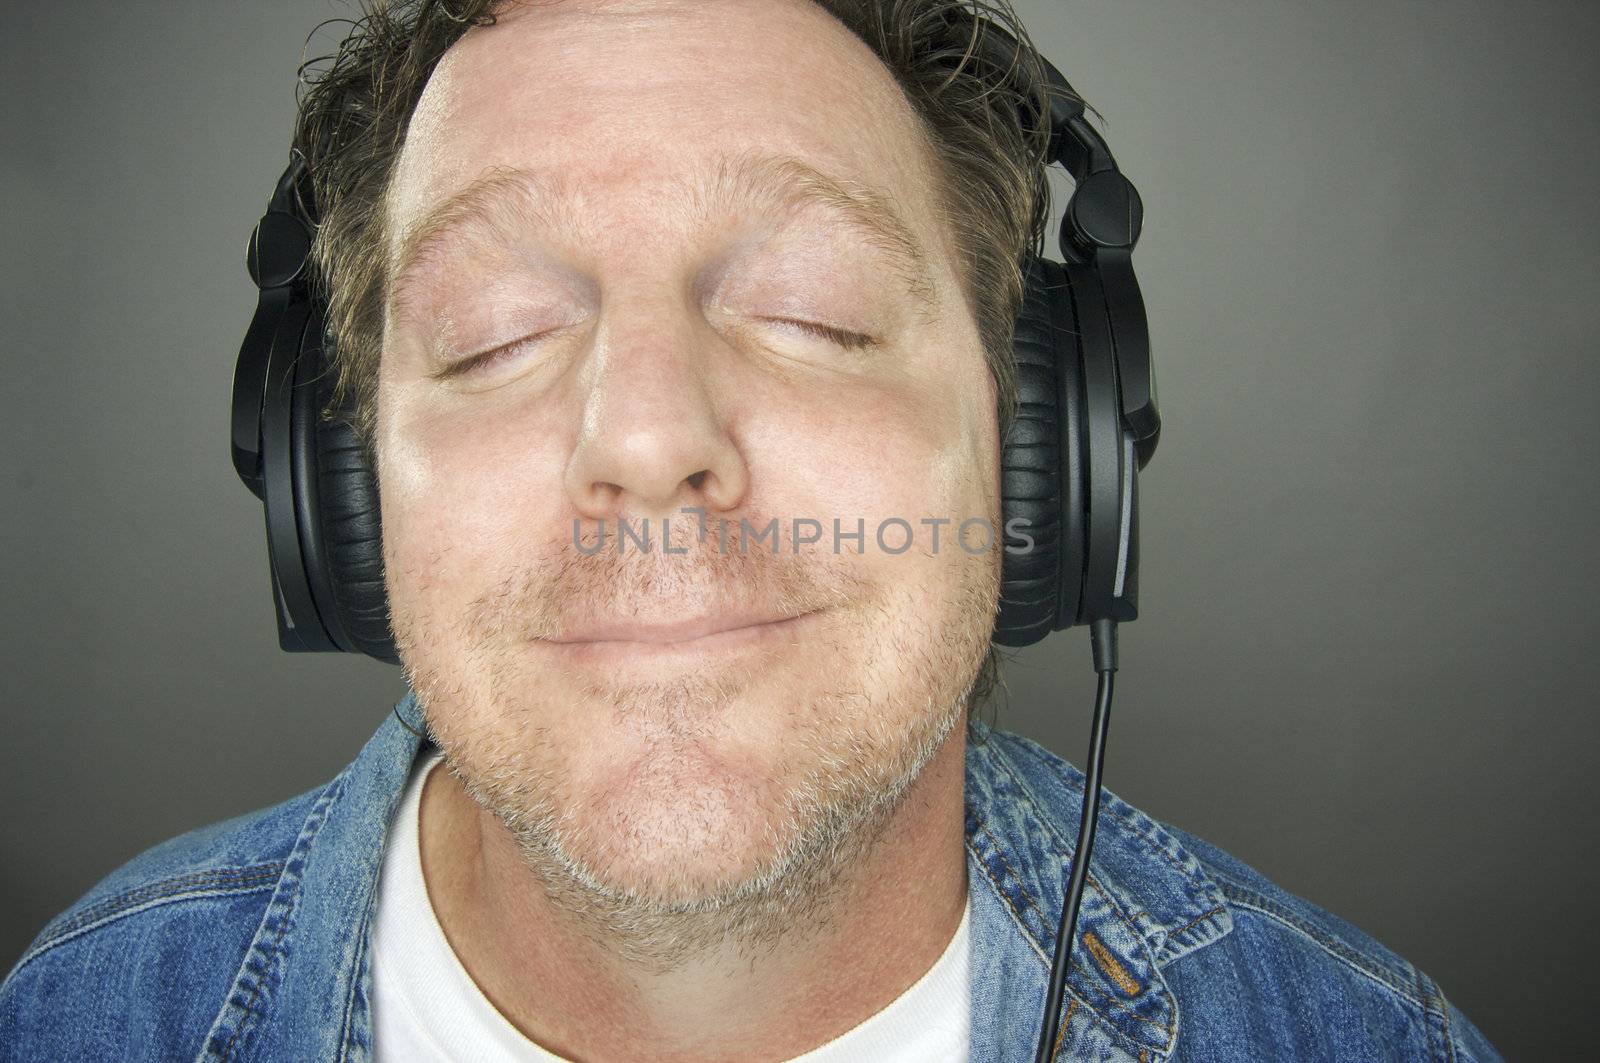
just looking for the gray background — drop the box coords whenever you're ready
[3,1,1595,1058]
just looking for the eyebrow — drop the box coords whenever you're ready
[385,150,937,318]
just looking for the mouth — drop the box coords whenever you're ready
[535,608,827,661]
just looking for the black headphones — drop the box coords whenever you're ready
[230,14,1160,663]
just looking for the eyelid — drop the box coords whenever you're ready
[431,324,565,380]
[771,317,878,350]
[432,313,876,381]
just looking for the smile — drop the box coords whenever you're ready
[534,609,826,660]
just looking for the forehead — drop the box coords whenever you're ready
[386,0,945,262]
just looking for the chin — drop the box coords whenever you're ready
[547,688,821,894]
[565,768,784,905]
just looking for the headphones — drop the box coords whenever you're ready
[230,13,1160,663]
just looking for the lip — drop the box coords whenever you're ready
[537,609,825,658]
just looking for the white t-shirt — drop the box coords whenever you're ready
[370,749,971,1062]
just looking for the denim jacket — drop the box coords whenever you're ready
[1,689,1500,1062]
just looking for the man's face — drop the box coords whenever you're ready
[377,0,999,948]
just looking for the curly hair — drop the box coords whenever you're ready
[294,0,1066,734]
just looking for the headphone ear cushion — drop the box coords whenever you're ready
[995,258,1082,647]
[310,355,397,663]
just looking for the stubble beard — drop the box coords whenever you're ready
[394,526,997,974]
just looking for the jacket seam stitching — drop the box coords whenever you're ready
[1217,879,1422,1007]
[981,743,1208,999]
[968,810,1050,930]
[1124,902,1230,964]
[337,868,380,1062]
[966,809,1177,1048]
[965,834,1170,1056]
[40,865,285,939]
[992,737,1212,895]
[1049,998,1077,1060]
[1441,987,1460,1063]
[965,834,1048,965]
[981,756,1169,953]
[218,886,298,1062]
[986,740,1216,921]
[1160,903,1227,941]
[7,867,286,980]
[1414,962,1457,1063]
[204,771,350,1062]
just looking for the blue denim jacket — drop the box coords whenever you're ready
[1,689,1500,1061]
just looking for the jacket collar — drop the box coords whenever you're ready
[962,723,1233,1061]
[200,692,1232,1062]
[198,691,428,1062]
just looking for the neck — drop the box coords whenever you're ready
[418,729,970,1062]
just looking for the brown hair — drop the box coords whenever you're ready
[296,0,1062,732]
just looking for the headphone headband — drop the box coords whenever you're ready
[232,157,315,500]
[943,10,1160,466]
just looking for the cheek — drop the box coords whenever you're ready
[774,351,994,508]
[750,358,997,569]
[377,383,570,611]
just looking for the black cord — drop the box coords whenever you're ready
[393,704,431,743]
[1033,617,1118,1062]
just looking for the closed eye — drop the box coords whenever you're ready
[431,324,571,380]
[433,316,874,380]
[773,318,877,350]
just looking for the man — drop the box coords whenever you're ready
[0,1,1500,1060]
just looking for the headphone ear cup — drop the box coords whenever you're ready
[995,258,1085,647]
[305,312,397,663]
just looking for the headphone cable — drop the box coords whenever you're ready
[1033,617,1119,1062]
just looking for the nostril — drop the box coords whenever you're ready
[686,469,709,491]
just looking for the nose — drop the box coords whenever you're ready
[563,298,748,523]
